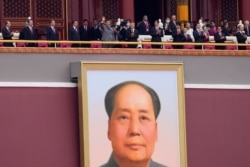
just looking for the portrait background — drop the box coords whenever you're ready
[87,70,180,167]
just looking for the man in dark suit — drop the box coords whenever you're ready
[222,22,233,36]
[23,20,37,47]
[118,21,127,41]
[126,22,139,48]
[19,18,31,40]
[167,15,177,35]
[46,19,59,47]
[68,20,80,47]
[172,24,185,49]
[2,20,14,47]
[79,19,90,47]
[244,20,250,36]
[236,24,247,50]
[90,19,102,40]
[193,23,204,49]
[150,20,164,49]
[214,26,226,50]
[139,15,151,35]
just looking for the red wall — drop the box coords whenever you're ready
[185,89,250,167]
[0,87,250,167]
[0,88,79,167]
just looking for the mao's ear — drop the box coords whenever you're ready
[107,119,112,141]
[155,122,158,142]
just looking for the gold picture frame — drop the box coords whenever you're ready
[72,62,187,167]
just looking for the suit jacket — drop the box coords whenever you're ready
[19,26,26,40]
[139,21,151,35]
[90,26,102,40]
[23,26,37,40]
[100,23,115,41]
[172,30,185,42]
[79,26,90,41]
[23,26,37,47]
[2,27,13,46]
[222,27,232,36]
[193,29,204,42]
[167,21,177,34]
[126,28,139,41]
[68,26,80,41]
[214,32,226,43]
[118,27,127,41]
[46,26,59,40]
[150,27,163,42]
[236,31,247,43]
[100,153,167,167]
[244,26,250,36]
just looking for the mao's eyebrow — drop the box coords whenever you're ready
[114,108,130,113]
[138,109,150,114]
[115,108,151,114]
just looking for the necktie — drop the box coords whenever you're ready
[52,27,55,33]
[145,22,149,31]
[30,27,33,33]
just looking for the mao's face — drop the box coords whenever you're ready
[108,84,157,164]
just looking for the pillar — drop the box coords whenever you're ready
[80,0,95,22]
[239,0,250,21]
[177,0,189,22]
[120,0,135,21]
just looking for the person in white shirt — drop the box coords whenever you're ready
[185,22,194,42]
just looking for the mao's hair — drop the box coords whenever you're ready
[104,81,161,119]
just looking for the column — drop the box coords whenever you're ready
[80,0,95,21]
[120,0,134,21]
[177,0,189,22]
[239,0,250,21]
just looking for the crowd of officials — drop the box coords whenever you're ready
[1,15,250,49]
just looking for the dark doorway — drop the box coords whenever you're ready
[134,0,162,25]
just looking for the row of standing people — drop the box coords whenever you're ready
[1,15,173,48]
[1,19,103,47]
[1,16,249,49]
[68,16,164,48]
[171,22,248,50]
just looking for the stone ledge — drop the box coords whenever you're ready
[0,47,250,56]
